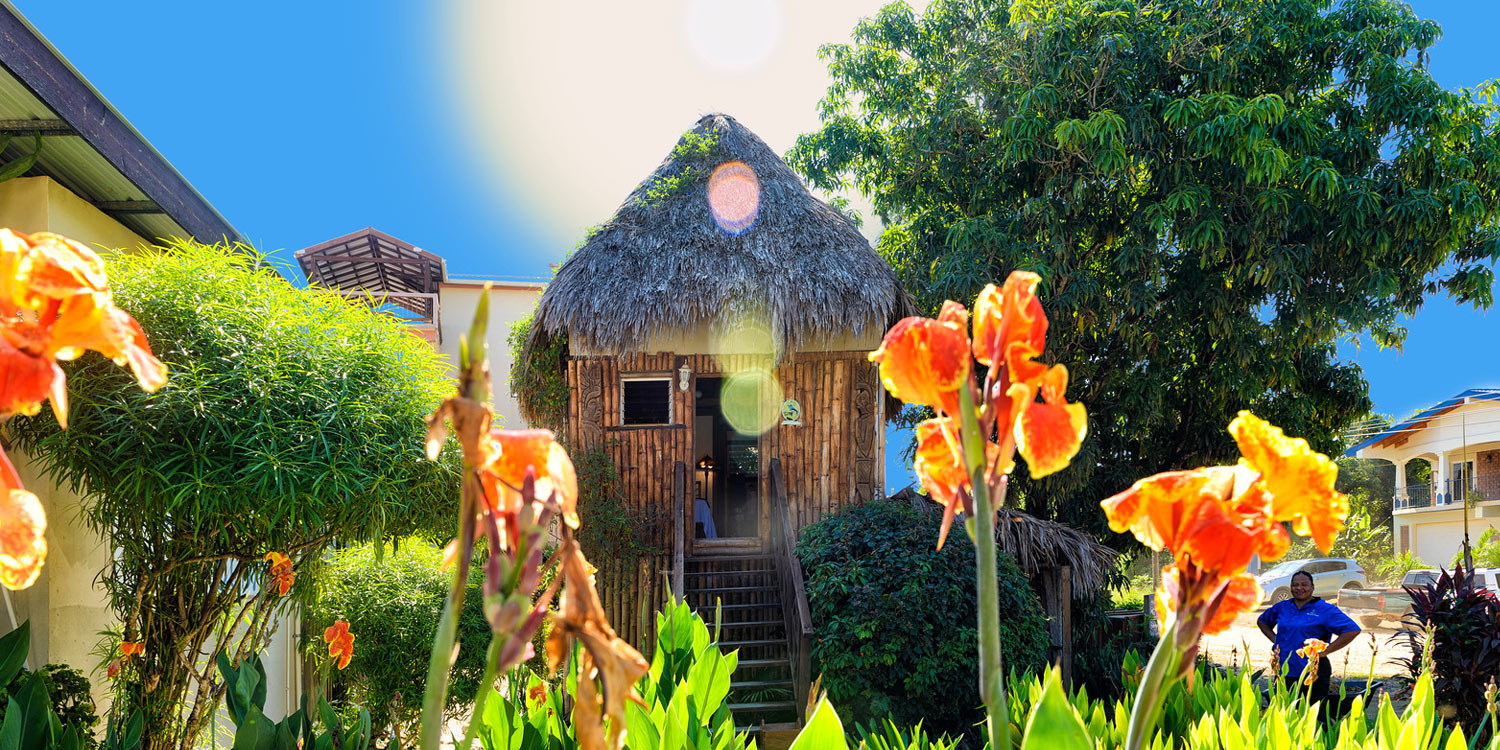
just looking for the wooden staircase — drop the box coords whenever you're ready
[684,553,801,733]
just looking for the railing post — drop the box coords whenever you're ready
[673,461,685,602]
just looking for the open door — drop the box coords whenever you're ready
[691,376,762,552]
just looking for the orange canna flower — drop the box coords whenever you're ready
[324,620,354,670]
[0,451,45,591]
[868,301,970,417]
[1230,413,1348,553]
[1012,364,1088,478]
[480,429,579,527]
[1102,413,1345,644]
[913,417,1003,549]
[120,641,145,660]
[264,552,295,596]
[0,230,165,428]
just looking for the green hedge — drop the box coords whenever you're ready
[311,540,549,738]
[796,500,1050,742]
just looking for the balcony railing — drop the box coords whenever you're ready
[1395,473,1500,510]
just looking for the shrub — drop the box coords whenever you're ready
[1397,563,1500,737]
[312,540,550,739]
[1378,550,1427,585]
[7,242,461,749]
[796,499,1050,741]
[1456,528,1500,569]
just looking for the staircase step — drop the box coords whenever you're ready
[686,554,774,563]
[684,568,773,576]
[737,721,802,734]
[721,639,787,649]
[730,679,793,690]
[693,602,781,611]
[687,585,777,594]
[717,620,784,629]
[729,701,799,712]
[736,658,790,669]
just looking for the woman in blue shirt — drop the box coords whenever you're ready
[1256,569,1361,703]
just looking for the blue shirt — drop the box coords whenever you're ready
[1257,597,1360,679]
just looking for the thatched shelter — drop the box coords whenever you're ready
[526,113,913,361]
[520,115,915,707]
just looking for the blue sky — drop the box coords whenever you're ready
[10,0,1499,461]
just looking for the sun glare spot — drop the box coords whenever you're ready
[707,161,761,234]
[685,0,782,73]
[721,367,783,436]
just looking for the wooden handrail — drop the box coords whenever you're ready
[768,458,814,724]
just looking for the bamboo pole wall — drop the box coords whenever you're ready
[565,350,883,648]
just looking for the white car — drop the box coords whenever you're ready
[1256,558,1369,604]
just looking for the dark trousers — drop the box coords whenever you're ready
[1282,658,1332,705]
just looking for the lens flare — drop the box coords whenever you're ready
[707,161,761,234]
[709,317,778,372]
[721,367,782,436]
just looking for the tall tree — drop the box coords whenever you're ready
[790,0,1500,540]
[10,243,460,750]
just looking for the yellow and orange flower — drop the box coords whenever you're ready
[869,300,970,417]
[914,417,1002,549]
[108,640,145,678]
[0,230,165,428]
[871,270,1087,533]
[0,230,166,592]
[0,451,45,590]
[1101,412,1346,639]
[480,429,578,526]
[264,552,295,596]
[324,620,354,670]
[1297,638,1329,685]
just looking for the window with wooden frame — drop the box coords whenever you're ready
[621,376,673,425]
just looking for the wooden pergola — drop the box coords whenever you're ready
[295,228,447,339]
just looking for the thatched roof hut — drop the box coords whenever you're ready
[892,486,1119,600]
[525,113,914,366]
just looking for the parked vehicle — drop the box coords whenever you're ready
[1338,568,1500,627]
[1256,558,1368,604]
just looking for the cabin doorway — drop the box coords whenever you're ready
[692,376,761,549]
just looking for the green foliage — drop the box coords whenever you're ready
[637,130,723,208]
[1287,511,1392,574]
[0,623,104,750]
[218,653,372,750]
[1465,528,1500,569]
[1398,563,1500,737]
[507,311,570,434]
[790,660,1495,750]
[795,499,1050,741]
[790,0,1500,544]
[852,718,959,750]
[475,600,755,750]
[311,540,547,739]
[1377,550,1427,585]
[5,241,460,748]
[0,663,97,746]
[572,444,662,579]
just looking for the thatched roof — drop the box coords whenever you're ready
[892,487,1119,600]
[530,113,915,356]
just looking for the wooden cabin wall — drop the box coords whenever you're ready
[565,350,883,649]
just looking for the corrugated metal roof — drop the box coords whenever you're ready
[1346,388,1500,456]
[0,1,241,245]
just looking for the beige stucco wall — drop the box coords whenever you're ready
[437,282,546,429]
[1395,508,1500,566]
[0,176,151,251]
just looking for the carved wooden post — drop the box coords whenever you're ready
[1041,565,1074,689]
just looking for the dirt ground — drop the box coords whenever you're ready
[1199,607,1415,680]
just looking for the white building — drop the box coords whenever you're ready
[294,228,546,429]
[1348,388,1500,566]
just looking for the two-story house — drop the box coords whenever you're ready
[1347,388,1500,566]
